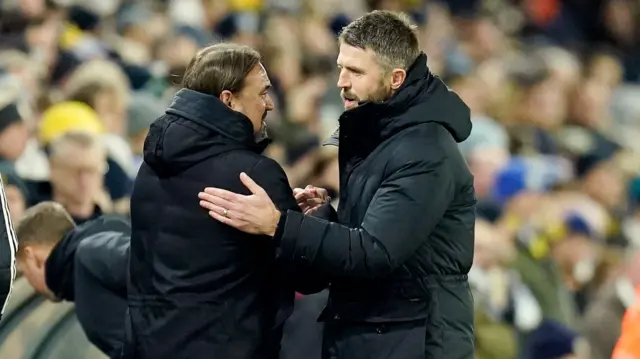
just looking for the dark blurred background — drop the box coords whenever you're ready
[1,0,640,358]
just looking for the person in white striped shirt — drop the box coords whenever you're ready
[0,174,18,320]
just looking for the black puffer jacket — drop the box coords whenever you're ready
[123,89,322,359]
[45,214,131,357]
[0,177,16,322]
[274,53,476,359]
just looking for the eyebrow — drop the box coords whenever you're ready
[337,63,365,74]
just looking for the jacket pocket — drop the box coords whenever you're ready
[324,317,431,359]
[321,296,443,359]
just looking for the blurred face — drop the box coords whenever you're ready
[94,89,127,135]
[474,220,515,269]
[582,164,624,209]
[4,185,25,224]
[220,63,274,137]
[553,234,599,290]
[525,79,567,129]
[571,79,612,128]
[130,129,148,156]
[49,143,106,205]
[336,43,406,110]
[0,122,29,161]
[468,148,509,198]
[17,246,59,301]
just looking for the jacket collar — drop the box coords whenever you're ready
[45,228,82,301]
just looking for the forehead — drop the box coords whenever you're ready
[337,43,379,69]
[53,143,104,162]
[244,63,270,89]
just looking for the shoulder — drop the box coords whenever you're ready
[385,124,450,170]
[75,232,128,264]
[249,156,288,179]
[248,157,298,211]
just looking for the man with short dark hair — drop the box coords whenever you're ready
[199,11,476,359]
[14,201,130,357]
[124,43,324,359]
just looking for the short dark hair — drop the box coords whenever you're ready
[339,10,420,71]
[181,43,262,97]
[15,202,75,256]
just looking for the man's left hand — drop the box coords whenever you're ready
[198,172,281,237]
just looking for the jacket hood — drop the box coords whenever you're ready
[327,53,471,146]
[143,89,268,175]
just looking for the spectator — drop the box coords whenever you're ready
[583,250,640,359]
[29,131,110,224]
[526,319,590,359]
[0,98,29,168]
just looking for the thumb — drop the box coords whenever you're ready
[240,172,264,195]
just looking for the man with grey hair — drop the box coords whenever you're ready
[199,10,476,359]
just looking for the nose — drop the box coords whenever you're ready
[264,93,275,111]
[78,171,94,189]
[337,69,350,89]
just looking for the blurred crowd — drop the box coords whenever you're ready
[1,0,640,358]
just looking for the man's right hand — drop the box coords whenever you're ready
[293,185,330,215]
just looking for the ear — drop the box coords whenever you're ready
[219,90,234,108]
[390,68,407,90]
[22,246,36,265]
[23,245,46,269]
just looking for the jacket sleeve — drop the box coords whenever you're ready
[75,232,130,298]
[249,158,329,294]
[275,156,455,278]
[0,176,17,320]
[312,203,338,222]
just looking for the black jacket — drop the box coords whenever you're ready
[274,54,476,359]
[0,176,17,322]
[124,89,320,359]
[45,214,131,357]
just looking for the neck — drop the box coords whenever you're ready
[53,194,94,218]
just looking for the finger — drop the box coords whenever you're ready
[305,185,317,196]
[305,198,323,207]
[304,207,319,216]
[293,188,304,195]
[198,192,240,212]
[316,188,328,198]
[304,203,322,215]
[239,172,265,195]
[199,201,240,220]
[295,191,315,202]
[208,210,242,229]
[203,187,245,203]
